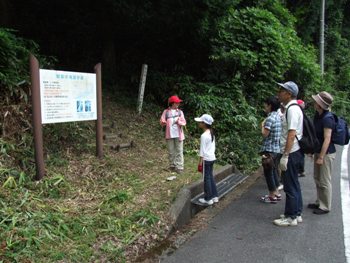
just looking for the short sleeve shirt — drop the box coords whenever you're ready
[280,100,303,154]
[313,111,336,154]
[261,111,281,153]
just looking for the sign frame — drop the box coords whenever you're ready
[29,54,103,180]
[39,69,98,124]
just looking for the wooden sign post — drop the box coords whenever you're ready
[29,54,103,180]
[30,54,45,180]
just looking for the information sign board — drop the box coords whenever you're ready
[39,69,97,124]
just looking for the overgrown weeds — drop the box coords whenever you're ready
[0,94,205,262]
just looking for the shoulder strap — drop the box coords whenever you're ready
[285,103,300,123]
[165,109,182,120]
[285,103,303,141]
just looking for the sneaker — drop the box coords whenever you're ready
[278,184,284,191]
[260,194,281,200]
[275,194,282,201]
[212,197,219,203]
[199,198,214,206]
[297,216,303,223]
[280,214,303,223]
[260,195,277,204]
[273,217,298,227]
[298,172,306,177]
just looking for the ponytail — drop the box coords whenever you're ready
[205,124,215,142]
[210,128,215,142]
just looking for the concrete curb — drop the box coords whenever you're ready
[169,164,241,230]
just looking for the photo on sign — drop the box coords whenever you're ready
[85,100,92,112]
[77,100,84,113]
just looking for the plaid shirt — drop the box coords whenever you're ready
[261,111,282,153]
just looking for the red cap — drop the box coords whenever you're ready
[168,95,183,104]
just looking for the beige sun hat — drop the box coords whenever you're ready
[312,91,334,110]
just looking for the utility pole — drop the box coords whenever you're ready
[320,0,325,75]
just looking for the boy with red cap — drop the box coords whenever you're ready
[160,95,187,174]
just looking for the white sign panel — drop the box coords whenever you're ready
[39,69,97,124]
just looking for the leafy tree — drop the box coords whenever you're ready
[0,28,53,104]
[210,6,321,101]
[1,0,350,171]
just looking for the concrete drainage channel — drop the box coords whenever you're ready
[136,164,252,262]
[169,164,248,230]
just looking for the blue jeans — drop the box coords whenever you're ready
[299,153,305,174]
[282,150,303,219]
[203,160,218,201]
[262,152,280,192]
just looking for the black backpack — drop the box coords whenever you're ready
[286,104,320,154]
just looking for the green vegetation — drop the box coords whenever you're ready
[0,98,206,262]
[0,29,54,104]
[0,28,206,261]
[1,0,350,261]
[145,0,350,170]
[2,1,350,171]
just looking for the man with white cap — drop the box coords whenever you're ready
[273,81,304,227]
[308,91,335,215]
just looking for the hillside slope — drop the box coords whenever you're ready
[0,93,203,262]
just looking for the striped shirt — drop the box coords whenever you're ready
[262,111,282,153]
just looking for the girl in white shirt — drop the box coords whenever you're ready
[195,114,218,206]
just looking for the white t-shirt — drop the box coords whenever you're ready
[169,110,179,138]
[280,100,303,154]
[200,130,216,161]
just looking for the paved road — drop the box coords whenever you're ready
[162,146,349,263]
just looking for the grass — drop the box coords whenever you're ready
[0,94,211,262]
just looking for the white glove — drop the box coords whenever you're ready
[279,155,289,172]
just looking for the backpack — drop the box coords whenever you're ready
[286,104,320,154]
[165,109,182,120]
[327,113,350,146]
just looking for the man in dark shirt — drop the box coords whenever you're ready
[309,91,336,215]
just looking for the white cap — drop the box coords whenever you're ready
[194,114,214,125]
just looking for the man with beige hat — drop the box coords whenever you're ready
[308,91,336,215]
